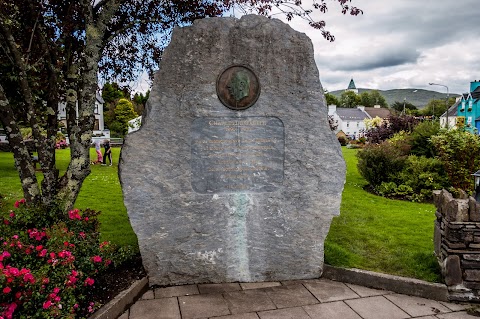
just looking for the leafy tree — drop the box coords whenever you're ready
[110,99,139,137]
[421,98,455,118]
[132,90,150,115]
[102,83,125,104]
[325,92,339,106]
[102,82,127,131]
[0,0,362,211]
[391,100,418,114]
[358,91,371,107]
[339,90,361,108]
[368,90,388,107]
[358,90,387,108]
[358,91,372,107]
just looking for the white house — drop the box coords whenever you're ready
[439,99,459,129]
[57,93,110,141]
[328,105,370,139]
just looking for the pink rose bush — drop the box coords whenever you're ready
[0,200,133,318]
[55,139,69,149]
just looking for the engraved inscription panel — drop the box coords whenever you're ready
[191,117,284,193]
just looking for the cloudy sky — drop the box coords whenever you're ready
[282,0,480,95]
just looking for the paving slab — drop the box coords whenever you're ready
[257,306,311,319]
[240,282,281,290]
[437,312,480,318]
[140,290,154,300]
[264,284,318,308]
[129,298,180,319]
[440,301,470,311]
[212,313,259,319]
[198,283,242,294]
[223,290,276,314]
[155,285,199,298]
[345,296,410,319]
[178,294,230,319]
[385,293,451,317]
[280,279,321,286]
[303,301,362,319]
[118,310,129,319]
[303,279,359,302]
[345,283,391,297]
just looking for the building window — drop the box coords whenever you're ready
[346,122,349,128]
[94,119,99,130]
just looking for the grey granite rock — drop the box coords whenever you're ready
[119,15,345,286]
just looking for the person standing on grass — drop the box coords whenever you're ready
[94,139,103,164]
[102,140,112,166]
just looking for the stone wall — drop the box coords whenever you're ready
[433,189,480,302]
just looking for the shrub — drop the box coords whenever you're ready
[431,129,480,191]
[398,155,450,199]
[410,121,440,158]
[338,136,347,146]
[365,115,419,144]
[376,181,398,196]
[374,154,448,202]
[356,142,407,188]
[0,200,134,319]
[395,184,414,196]
[388,131,412,155]
[55,140,69,149]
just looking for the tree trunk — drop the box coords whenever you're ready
[0,85,41,203]
[55,0,117,211]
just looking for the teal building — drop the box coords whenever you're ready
[457,80,480,134]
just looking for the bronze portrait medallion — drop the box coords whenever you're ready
[216,65,260,111]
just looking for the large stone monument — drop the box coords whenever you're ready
[119,15,345,286]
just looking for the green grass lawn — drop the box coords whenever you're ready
[0,147,441,282]
[325,147,440,282]
[0,148,138,250]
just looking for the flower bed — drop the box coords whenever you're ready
[0,200,134,319]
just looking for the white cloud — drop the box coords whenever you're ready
[133,1,479,95]
[282,0,480,94]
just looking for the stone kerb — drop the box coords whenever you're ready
[119,15,345,286]
[433,189,480,302]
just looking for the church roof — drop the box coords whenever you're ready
[347,79,357,90]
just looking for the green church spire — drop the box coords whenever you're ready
[348,78,356,90]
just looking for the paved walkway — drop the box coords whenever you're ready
[117,278,477,319]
